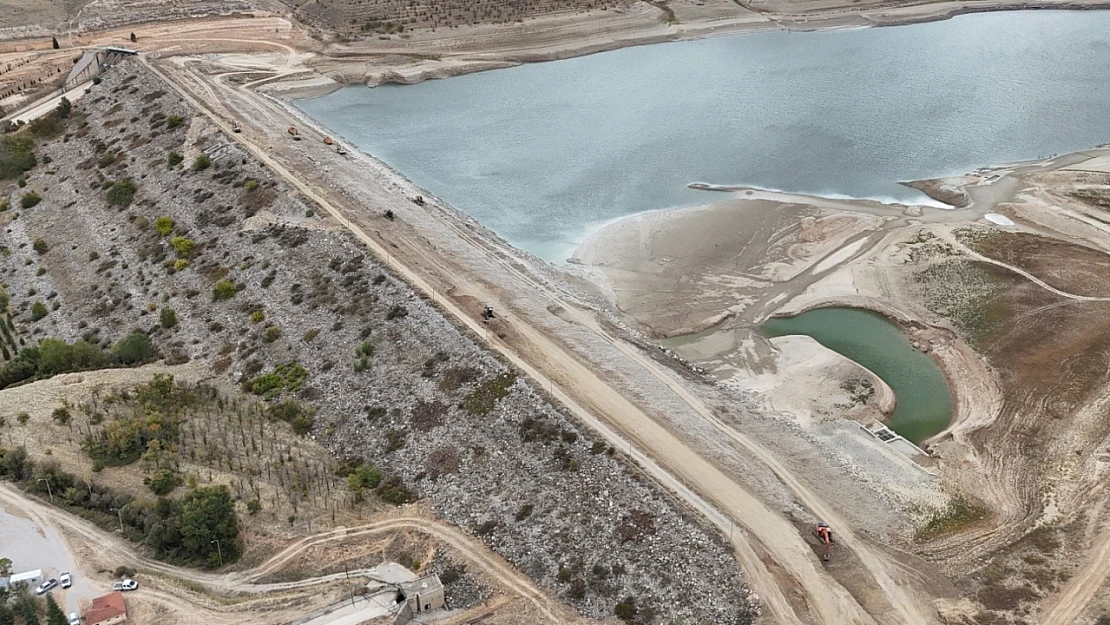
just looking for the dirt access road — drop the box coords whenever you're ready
[139,38,941,625]
[0,483,573,624]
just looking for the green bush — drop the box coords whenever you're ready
[111,331,155,365]
[0,200,9,212]
[463,373,517,416]
[160,307,177,329]
[30,301,47,321]
[154,216,175,236]
[32,238,48,254]
[212,279,236,301]
[262,326,281,343]
[97,152,118,169]
[166,115,184,129]
[376,476,416,506]
[192,154,211,171]
[249,311,265,324]
[244,179,259,192]
[167,152,184,167]
[0,135,37,180]
[106,179,138,207]
[247,499,262,515]
[346,463,382,491]
[148,468,180,496]
[249,363,308,400]
[20,192,41,209]
[51,406,71,425]
[614,597,637,621]
[171,236,195,258]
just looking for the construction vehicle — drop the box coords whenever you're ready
[231,122,241,133]
[336,144,347,155]
[481,305,495,323]
[384,209,394,221]
[323,136,334,145]
[288,126,301,141]
[412,195,425,206]
[814,523,834,561]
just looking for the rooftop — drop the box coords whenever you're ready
[85,591,127,624]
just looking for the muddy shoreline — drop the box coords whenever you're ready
[270,2,1110,96]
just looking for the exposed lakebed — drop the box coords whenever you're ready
[295,10,1110,261]
[763,308,953,443]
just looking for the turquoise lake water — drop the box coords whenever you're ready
[296,10,1110,261]
[763,308,953,443]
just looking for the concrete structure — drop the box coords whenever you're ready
[395,574,444,615]
[9,569,42,586]
[85,591,127,625]
[65,47,138,90]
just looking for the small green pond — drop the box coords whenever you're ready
[762,307,953,444]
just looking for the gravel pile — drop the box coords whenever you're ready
[0,62,757,624]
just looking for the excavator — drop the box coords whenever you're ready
[814,523,834,561]
[323,136,334,145]
[288,126,301,141]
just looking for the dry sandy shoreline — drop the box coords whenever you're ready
[264,0,1110,97]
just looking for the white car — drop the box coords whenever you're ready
[67,613,80,625]
[35,578,58,595]
[60,572,72,588]
[111,579,138,591]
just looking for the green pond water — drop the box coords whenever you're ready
[762,308,953,443]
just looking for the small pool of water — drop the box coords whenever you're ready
[762,307,952,443]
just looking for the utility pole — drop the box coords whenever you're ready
[36,478,53,502]
[211,539,223,567]
[346,566,355,608]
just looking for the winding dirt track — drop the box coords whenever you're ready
[0,483,569,624]
[137,49,944,625]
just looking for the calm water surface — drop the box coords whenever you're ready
[296,11,1110,261]
[763,308,953,443]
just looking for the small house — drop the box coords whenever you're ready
[85,591,127,625]
[395,574,444,614]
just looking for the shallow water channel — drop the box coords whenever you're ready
[762,308,953,443]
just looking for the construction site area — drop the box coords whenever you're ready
[0,2,1109,625]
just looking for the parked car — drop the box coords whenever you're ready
[111,579,138,592]
[60,572,72,588]
[67,613,80,625]
[35,578,58,595]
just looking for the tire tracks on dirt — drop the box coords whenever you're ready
[0,484,568,623]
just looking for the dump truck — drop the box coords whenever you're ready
[288,126,300,141]
[323,136,334,145]
[231,122,241,133]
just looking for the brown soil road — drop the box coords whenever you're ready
[0,483,571,624]
[139,51,941,625]
[1038,527,1110,625]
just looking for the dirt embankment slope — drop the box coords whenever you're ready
[0,59,755,625]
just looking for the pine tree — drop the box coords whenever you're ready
[19,600,39,625]
[45,595,66,625]
[0,604,13,625]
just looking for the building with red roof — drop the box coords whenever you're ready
[84,591,127,625]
